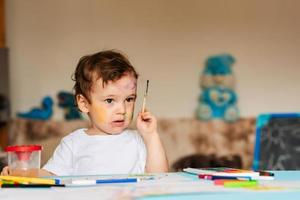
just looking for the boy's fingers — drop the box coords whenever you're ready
[140,110,151,116]
[141,108,151,115]
[1,166,10,175]
[140,111,150,118]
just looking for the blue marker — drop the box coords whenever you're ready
[70,178,138,185]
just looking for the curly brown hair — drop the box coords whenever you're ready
[72,50,138,104]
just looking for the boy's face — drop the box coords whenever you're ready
[78,74,137,135]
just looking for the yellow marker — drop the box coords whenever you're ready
[0,175,56,185]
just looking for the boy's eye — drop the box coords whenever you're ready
[126,97,135,102]
[104,99,114,104]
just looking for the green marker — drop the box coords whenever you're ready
[224,180,258,188]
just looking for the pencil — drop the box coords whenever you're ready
[142,80,149,113]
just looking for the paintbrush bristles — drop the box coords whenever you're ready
[145,80,149,95]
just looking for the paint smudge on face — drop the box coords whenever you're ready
[127,80,137,90]
[121,75,137,91]
[125,110,134,121]
[94,105,106,123]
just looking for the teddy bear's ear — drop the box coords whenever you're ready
[224,54,235,67]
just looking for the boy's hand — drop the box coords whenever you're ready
[136,111,158,139]
[0,166,10,175]
[0,166,54,177]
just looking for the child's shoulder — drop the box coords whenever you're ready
[61,128,87,141]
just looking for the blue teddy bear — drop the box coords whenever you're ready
[197,87,239,122]
[197,54,239,122]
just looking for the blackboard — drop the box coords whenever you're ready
[253,113,300,170]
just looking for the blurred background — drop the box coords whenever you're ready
[3,0,300,120]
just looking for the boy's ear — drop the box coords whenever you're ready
[76,94,89,113]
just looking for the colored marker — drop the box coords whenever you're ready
[0,175,58,185]
[214,179,246,186]
[70,178,138,185]
[257,170,274,176]
[1,183,65,188]
[224,180,258,188]
[199,174,251,181]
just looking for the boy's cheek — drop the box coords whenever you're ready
[94,106,107,123]
[126,106,134,120]
[126,110,133,120]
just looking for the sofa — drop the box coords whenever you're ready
[7,117,256,170]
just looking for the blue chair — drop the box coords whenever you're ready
[253,113,300,170]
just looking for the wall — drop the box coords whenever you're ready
[5,0,300,120]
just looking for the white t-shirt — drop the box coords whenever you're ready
[43,128,147,176]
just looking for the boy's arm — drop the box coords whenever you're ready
[38,169,56,176]
[144,131,169,173]
[137,111,169,173]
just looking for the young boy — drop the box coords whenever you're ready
[1,50,168,176]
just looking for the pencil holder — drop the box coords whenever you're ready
[5,145,42,177]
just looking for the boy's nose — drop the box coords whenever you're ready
[117,102,126,115]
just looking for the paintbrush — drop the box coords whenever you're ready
[142,80,149,113]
